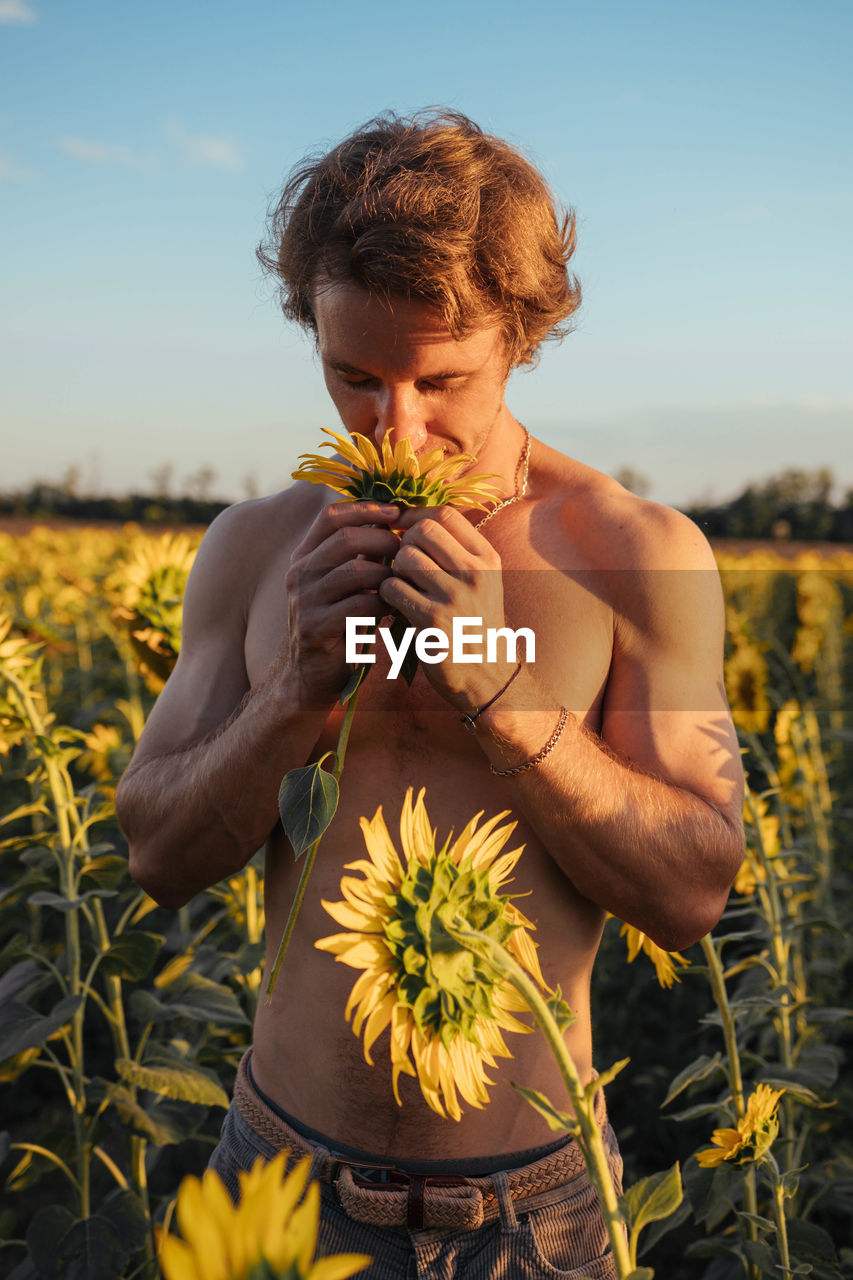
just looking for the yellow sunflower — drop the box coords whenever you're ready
[292,428,500,511]
[696,1083,785,1169]
[106,531,199,693]
[735,792,784,896]
[156,1152,369,1280]
[316,787,545,1121]
[618,922,690,989]
[724,641,771,735]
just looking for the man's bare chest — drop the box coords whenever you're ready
[244,525,615,733]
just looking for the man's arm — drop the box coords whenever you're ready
[475,511,743,951]
[116,497,400,908]
[381,501,744,952]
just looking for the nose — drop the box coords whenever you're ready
[373,385,428,453]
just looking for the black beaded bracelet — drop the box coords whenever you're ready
[459,662,523,734]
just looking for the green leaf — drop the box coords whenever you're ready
[107,1085,204,1146]
[27,889,117,913]
[54,1215,128,1280]
[339,663,368,705]
[0,960,51,1007]
[511,1084,578,1135]
[0,800,50,827]
[130,974,247,1026]
[78,855,130,890]
[806,1006,853,1024]
[591,1057,630,1092]
[683,1159,739,1231]
[161,972,249,1025]
[619,1163,683,1256]
[737,1210,776,1232]
[637,1198,692,1257]
[128,987,169,1023]
[741,1239,778,1272]
[114,1057,229,1108]
[0,995,83,1063]
[96,1189,152,1254]
[778,1045,842,1091]
[665,1101,733,1124]
[278,761,339,859]
[661,1053,724,1108]
[759,1075,824,1107]
[99,932,164,982]
[26,1204,76,1278]
[786,1217,838,1266]
[545,987,576,1033]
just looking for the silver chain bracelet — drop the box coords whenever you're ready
[489,707,569,777]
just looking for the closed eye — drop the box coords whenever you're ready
[336,372,461,394]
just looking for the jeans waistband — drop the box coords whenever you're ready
[234,1048,609,1232]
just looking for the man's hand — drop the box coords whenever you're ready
[378,506,516,713]
[285,500,401,707]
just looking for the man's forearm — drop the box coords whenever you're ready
[116,674,331,908]
[474,688,744,951]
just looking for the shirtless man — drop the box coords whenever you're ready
[116,110,744,1277]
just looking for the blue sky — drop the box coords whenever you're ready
[2,0,851,508]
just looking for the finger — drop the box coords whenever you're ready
[301,592,390,641]
[396,518,477,577]
[378,575,434,627]
[289,553,392,604]
[393,505,492,557]
[390,542,454,600]
[320,558,394,605]
[307,524,401,572]
[294,500,400,558]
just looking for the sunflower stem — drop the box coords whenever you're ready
[266,683,362,997]
[699,933,760,1277]
[451,924,634,1276]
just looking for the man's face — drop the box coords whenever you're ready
[312,280,511,461]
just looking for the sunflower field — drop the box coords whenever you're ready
[0,522,851,1280]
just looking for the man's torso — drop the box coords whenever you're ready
[237,439,639,1161]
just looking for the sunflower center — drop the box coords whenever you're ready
[344,467,451,508]
[383,849,518,1048]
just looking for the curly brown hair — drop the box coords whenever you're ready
[257,108,581,368]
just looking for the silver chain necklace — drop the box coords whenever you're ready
[474,426,531,530]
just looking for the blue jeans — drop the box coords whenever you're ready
[209,1099,624,1279]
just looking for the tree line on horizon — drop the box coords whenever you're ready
[1,466,851,542]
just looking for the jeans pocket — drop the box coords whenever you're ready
[521,1181,619,1279]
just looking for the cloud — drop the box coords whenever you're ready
[58,136,157,168]
[166,120,245,173]
[0,0,36,22]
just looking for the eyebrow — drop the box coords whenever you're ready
[326,358,468,380]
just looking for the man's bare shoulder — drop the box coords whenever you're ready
[198,484,328,574]
[533,439,716,573]
[180,484,329,640]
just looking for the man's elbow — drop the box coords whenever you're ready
[116,773,187,908]
[655,827,746,953]
[126,840,195,910]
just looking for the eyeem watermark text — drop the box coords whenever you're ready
[346,616,536,680]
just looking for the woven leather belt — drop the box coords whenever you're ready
[233,1051,605,1231]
